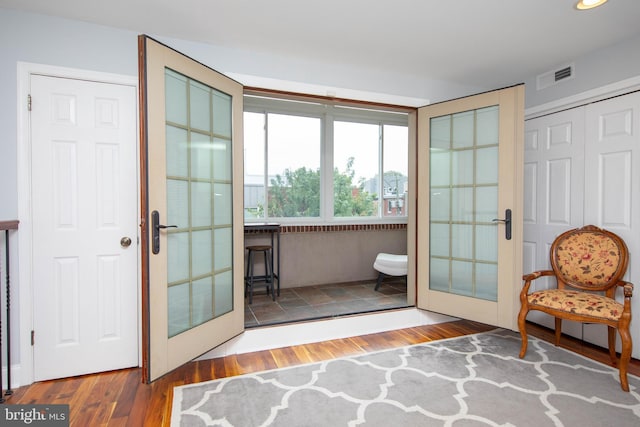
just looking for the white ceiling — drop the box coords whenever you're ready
[3,0,640,92]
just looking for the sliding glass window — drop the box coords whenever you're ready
[243,95,408,223]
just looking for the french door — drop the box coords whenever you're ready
[416,86,524,329]
[139,36,245,381]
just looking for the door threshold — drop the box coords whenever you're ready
[198,308,457,361]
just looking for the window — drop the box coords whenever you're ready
[244,95,409,223]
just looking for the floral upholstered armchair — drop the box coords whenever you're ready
[517,225,634,391]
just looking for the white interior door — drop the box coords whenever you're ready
[417,86,524,329]
[140,36,245,382]
[523,107,585,335]
[582,92,640,354]
[31,74,139,381]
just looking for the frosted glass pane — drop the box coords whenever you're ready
[191,182,212,227]
[429,258,449,292]
[168,283,190,337]
[190,80,211,132]
[430,188,450,221]
[452,150,473,185]
[430,151,450,186]
[451,188,473,222]
[451,260,473,296]
[192,230,213,277]
[214,227,232,271]
[167,179,188,227]
[192,277,213,326]
[191,132,212,180]
[213,91,232,138]
[165,69,187,126]
[476,225,497,262]
[451,224,473,259]
[476,147,498,184]
[430,223,450,257]
[214,270,233,316]
[476,263,497,301]
[213,137,231,181]
[452,111,474,149]
[477,106,499,146]
[476,186,498,222]
[167,232,189,283]
[430,116,451,149]
[213,183,232,226]
[166,125,188,178]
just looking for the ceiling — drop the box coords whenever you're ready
[2,0,640,94]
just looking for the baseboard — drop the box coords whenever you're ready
[1,364,22,392]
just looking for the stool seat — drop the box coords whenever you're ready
[245,245,275,304]
[373,253,407,291]
[246,245,272,251]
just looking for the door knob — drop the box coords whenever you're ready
[120,237,132,248]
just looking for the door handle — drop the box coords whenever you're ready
[152,210,177,254]
[492,208,512,240]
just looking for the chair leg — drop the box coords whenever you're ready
[618,326,631,392]
[374,272,384,291]
[554,317,562,346]
[517,306,529,358]
[607,326,617,366]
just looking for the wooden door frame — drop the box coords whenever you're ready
[16,62,141,387]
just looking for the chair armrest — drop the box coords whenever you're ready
[521,270,555,295]
[616,281,634,298]
[522,270,554,282]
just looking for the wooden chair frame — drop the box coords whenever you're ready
[518,225,634,391]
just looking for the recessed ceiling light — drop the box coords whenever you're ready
[576,0,608,10]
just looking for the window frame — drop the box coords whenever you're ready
[243,89,412,225]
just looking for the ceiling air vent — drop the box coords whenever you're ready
[536,63,575,90]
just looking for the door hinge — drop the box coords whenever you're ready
[28,94,32,111]
[31,330,35,346]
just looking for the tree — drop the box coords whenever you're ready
[267,157,376,217]
[333,157,376,216]
[268,167,320,217]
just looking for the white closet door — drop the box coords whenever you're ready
[523,108,585,334]
[524,91,640,358]
[583,92,640,354]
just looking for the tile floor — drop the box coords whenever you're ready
[244,276,409,327]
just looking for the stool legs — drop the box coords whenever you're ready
[245,246,275,304]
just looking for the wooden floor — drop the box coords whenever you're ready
[6,320,640,426]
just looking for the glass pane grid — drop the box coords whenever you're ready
[429,106,499,302]
[166,69,234,338]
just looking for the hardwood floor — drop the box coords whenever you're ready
[6,320,640,426]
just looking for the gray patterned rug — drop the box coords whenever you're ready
[171,329,640,426]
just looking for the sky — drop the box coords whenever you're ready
[243,112,408,184]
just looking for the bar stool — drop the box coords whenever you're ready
[245,245,275,304]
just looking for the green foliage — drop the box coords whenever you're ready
[268,157,377,217]
[268,167,321,217]
[333,157,376,217]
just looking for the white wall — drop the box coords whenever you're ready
[523,33,640,108]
